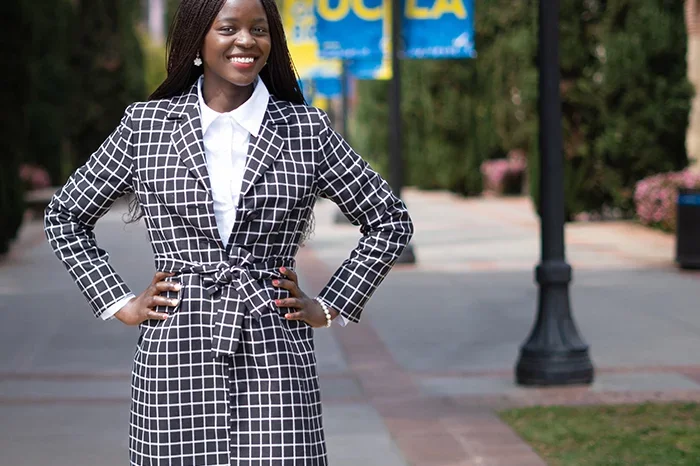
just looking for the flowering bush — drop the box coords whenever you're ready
[481,150,527,195]
[634,170,700,231]
[19,164,51,191]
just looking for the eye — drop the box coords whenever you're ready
[220,26,236,34]
[253,27,268,34]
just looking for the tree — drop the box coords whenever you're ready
[353,0,691,220]
[686,0,700,171]
[353,0,537,195]
[0,1,30,254]
[67,0,145,171]
[24,0,74,183]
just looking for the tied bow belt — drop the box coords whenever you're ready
[154,256,295,355]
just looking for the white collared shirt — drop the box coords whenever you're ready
[198,75,269,245]
[103,77,346,326]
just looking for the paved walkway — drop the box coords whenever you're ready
[2,189,700,465]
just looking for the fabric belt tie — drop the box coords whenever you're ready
[192,262,278,322]
[154,256,295,355]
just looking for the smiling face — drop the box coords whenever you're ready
[201,0,272,101]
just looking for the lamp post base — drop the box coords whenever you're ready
[516,348,593,386]
[516,260,594,386]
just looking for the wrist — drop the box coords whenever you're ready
[313,297,334,328]
[114,298,136,321]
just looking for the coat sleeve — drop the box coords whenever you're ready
[315,110,414,323]
[44,105,136,319]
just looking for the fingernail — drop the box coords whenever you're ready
[170,299,179,306]
[173,284,182,291]
[275,300,282,305]
[280,267,286,273]
[272,280,279,286]
[162,315,168,320]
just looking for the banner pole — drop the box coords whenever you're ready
[389,0,416,264]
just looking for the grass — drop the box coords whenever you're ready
[498,403,700,466]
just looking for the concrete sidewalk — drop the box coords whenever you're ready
[1,189,700,465]
[305,189,700,465]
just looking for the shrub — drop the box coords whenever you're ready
[66,0,145,174]
[352,0,691,221]
[352,0,536,196]
[481,150,527,195]
[634,170,700,231]
[1,1,29,255]
[19,165,52,191]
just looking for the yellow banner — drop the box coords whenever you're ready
[283,0,341,80]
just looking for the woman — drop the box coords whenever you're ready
[44,0,413,464]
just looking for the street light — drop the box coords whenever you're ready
[388,0,416,264]
[334,60,354,225]
[515,0,594,386]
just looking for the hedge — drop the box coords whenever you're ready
[352,0,692,221]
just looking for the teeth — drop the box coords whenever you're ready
[230,57,255,63]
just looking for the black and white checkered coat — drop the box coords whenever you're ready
[45,82,413,465]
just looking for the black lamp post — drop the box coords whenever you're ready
[389,0,416,264]
[515,0,594,386]
[334,60,353,225]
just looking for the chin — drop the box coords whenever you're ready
[224,70,262,88]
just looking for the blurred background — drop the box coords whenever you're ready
[3,1,700,465]
[4,0,699,242]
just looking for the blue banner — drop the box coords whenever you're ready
[347,55,391,80]
[315,77,343,98]
[314,0,385,59]
[403,0,476,59]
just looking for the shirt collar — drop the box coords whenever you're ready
[197,75,270,137]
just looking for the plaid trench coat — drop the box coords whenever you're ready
[45,82,413,466]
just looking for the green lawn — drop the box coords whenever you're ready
[499,403,700,466]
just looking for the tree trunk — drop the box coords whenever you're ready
[686,0,700,171]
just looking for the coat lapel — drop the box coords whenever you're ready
[166,83,228,249]
[167,84,212,196]
[238,109,285,199]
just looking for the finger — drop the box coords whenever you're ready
[274,297,304,309]
[279,267,298,284]
[151,271,174,286]
[154,281,182,293]
[284,311,306,321]
[272,279,301,297]
[148,295,180,308]
[146,310,169,321]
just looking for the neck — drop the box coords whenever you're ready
[202,75,255,113]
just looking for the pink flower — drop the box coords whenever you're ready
[18,164,51,190]
[634,169,700,231]
[481,150,528,195]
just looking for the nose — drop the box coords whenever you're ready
[234,29,255,48]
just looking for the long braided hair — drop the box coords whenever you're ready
[128,0,316,242]
[149,0,305,104]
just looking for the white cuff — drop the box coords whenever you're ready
[101,294,135,321]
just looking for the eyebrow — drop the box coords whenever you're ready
[216,17,268,24]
